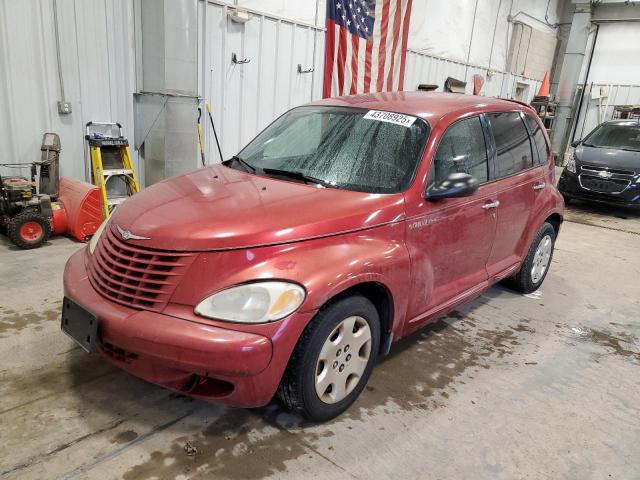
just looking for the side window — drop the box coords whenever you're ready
[431,116,488,184]
[523,114,550,165]
[488,112,534,177]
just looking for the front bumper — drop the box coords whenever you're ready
[63,248,315,407]
[558,168,640,208]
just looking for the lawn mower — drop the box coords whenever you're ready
[1,133,104,249]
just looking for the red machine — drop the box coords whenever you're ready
[54,178,103,242]
[0,133,103,248]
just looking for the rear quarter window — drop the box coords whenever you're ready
[523,114,550,165]
[488,112,534,177]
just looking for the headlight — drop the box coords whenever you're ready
[89,220,108,255]
[195,281,306,323]
[566,154,576,174]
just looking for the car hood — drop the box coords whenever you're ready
[576,145,640,172]
[108,165,406,251]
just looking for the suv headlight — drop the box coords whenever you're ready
[566,154,576,174]
[195,281,306,323]
[88,220,108,255]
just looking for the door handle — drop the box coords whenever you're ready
[533,182,546,190]
[482,201,500,209]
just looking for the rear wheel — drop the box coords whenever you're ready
[278,295,380,422]
[7,210,51,249]
[506,222,556,294]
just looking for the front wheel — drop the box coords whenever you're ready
[506,222,556,294]
[278,295,380,422]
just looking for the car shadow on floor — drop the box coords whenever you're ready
[566,199,640,219]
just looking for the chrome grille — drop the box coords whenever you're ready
[580,164,635,176]
[578,164,634,195]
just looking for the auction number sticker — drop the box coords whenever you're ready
[363,110,417,127]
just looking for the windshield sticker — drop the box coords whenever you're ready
[363,110,417,128]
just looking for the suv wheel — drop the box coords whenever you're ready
[506,222,556,294]
[278,295,380,422]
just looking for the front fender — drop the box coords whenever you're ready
[169,222,411,339]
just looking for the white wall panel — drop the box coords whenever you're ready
[1,0,547,184]
[204,2,324,162]
[404,50,541,102]
[408,0,562,73]
[589,24,640,85]
[0,0,136,182]
[216,0,324,27]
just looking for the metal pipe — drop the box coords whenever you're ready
[487,0,503,72]
[592,18,640,23]
[464,0,480,82]
[570,24,599,144]
[504,0,514,72]
[52,0,66,102]
[510,11,557,30]
[310,0,320,99]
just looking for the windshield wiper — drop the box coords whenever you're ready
[223,155,255,172]
[262,168,332,187]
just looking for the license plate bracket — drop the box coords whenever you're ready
[61,297,99,352]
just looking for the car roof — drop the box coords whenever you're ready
[308,91,533,123]
[602,119,640,127]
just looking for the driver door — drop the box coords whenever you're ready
[404,115,499,332]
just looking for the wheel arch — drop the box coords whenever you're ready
[544,212,563,237]
[318,281,395,357]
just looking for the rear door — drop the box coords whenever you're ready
[485,111,544,278]
[404,115,498,329]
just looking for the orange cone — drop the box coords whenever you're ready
[537,71,550,97]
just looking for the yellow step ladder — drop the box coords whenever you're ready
[85,122,140,219]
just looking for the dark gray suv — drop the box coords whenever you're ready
[558,120,640,208]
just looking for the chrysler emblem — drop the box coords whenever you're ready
[598,170,613,179]
[116,224,151,241]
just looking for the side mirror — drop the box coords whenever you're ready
[571,140,581,148]
[426,172,479,201]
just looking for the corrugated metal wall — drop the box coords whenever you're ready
[573,84,640,141]
[0,0,136,181]
[204,1,324,162]
[1,0,544,184]
[203,2,542,163]
[404,50,542,101]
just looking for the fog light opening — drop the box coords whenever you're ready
[182,374,234,397]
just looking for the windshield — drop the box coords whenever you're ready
[233,106,430,194]
[583,123,640,152]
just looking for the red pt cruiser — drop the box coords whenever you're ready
[62,93,564,421]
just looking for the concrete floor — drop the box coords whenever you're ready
[1,201,639,480]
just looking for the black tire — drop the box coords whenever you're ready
[562,194,571,205]
[278,295,381,422]
[505,222,556,294]
[7,210,51,249]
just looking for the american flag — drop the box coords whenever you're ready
[323,0,413,98]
